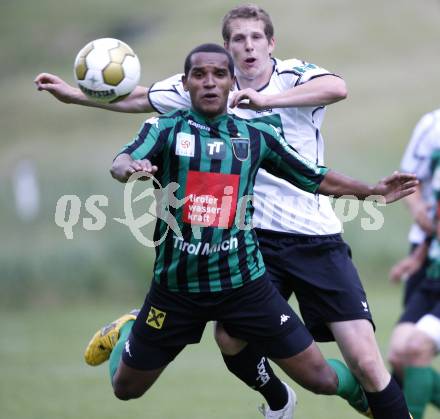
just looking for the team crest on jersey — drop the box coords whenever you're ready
[176,132,195,157]
[146,306,167,329]
[231,137,249,161]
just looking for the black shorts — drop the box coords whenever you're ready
[123,275,314,370]
[402,245,429,307]
[399,287,440,323]
[256,228,375,342]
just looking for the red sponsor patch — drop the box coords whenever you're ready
[183,171,239,228]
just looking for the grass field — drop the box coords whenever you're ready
[2,285,439,419]
[2,0,440,417]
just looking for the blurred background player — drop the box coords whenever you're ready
[35,4,414,419]
[388,109,440,419]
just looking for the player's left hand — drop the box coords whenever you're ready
[372,172,418,204]
[229,88,269,110]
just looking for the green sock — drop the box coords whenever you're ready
[109,320,135,381]
[327,358,369,412]
[429,367,440,409]
[403,366,434,419]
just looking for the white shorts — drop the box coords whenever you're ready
[416,314,440,352]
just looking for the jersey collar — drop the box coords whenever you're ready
[189,108,230,125]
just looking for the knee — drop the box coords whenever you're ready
[389,333,433,366]
[387,323,417,369]
[310,368,339,395]
[403,338,430,364]
[289,360,338,395]
[214,323,246,355]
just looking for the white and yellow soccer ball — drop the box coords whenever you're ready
[74,38,141,103]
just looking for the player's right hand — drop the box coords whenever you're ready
[34,73,80,104]
[389,256,420,283]
[126,159,158,179]
[373,171,418,204]
[229,88,269,110]
[111,154,158,183]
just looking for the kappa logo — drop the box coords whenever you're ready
[361,301,369,313]
[256,357,270,386]
[176,132,195,157]
[188,119,211,132]
[269,124,282,138]
[231,137,249,161]
[206,140,226,160]
[147,306,167,329]
[280,314,290,325]
[146,116,160,128]
[124,340,133,358]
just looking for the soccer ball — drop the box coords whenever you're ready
[74,38,141,103]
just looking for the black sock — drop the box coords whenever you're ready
[222,345,288,410]
[365,377,411,419]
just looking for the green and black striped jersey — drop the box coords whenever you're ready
[119,109,328,293]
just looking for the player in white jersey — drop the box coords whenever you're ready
[388,109,440,361]
[398,110,440,253]
[387,109,440,419]
[34,4,414,418]
[387,111,440,308]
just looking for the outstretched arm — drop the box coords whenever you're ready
[318,170,418,204]
[260,127,417,202]
[34,73,154,113]
[110,153,158,183]
[230,75,347,110]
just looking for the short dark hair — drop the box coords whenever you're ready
[222,4,274,43]
[184,43,235,77]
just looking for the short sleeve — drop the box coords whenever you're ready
[400,112,439,180]
[148,74,191,114]
[118,116,166,160]
[276,58,337,89]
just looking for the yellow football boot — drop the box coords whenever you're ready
[84,309,139,366]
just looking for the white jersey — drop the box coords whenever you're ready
[400,109,440,244]
[148,57,342,235]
